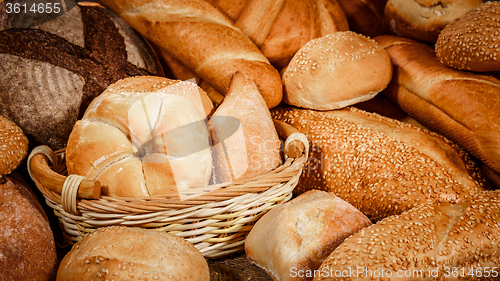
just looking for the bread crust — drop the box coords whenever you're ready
[272,106,486,221]
[66,76,213,197]
[436,1,500,72]
[56,226,210,281]
[314,189,500,281]
[376,35,500,174]
[96,0,283,108]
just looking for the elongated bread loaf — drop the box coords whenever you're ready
[272,106,486,221]
[314,189,500,281]
[95,0,282,108]
[376,35,500,174]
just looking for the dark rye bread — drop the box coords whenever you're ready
[272,106,486,222]
[0,2,162,150]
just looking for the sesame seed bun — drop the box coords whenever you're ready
[0,116,28,177]
[56,226,210,281]
[436,1,500,72]
[385,0,482,43]
[272,106,486,222]
[314,189,500,281]
[282,31,392,111]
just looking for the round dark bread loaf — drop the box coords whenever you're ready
[0,0,162,150]
[0,175,58,281]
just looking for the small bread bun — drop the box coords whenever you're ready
[245,190,372,281]
[56,226,210,281]
[0,116,28,177]
[385,0,482,43]
[282,31,392,111]
[436,1,500,72]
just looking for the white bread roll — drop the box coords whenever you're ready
[66,76,213,197]
[0,116,28,177]
[210,72,281,183]
[272,106,486,221]
[314,189,500,281]
[56,226,209,281]
[282,31,392,111]
[245,190,372,281]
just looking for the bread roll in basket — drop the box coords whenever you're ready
[27,76,308,259]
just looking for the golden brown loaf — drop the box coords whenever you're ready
[56,226,210,281]
[66,76,213,197]
[245,190,372,281]
[335,0,389,38]
[282,31,393,110]
[272,106,486,222]
[0,116,28,177]
[95,0,283,108]
[385,0,482,43]
[208,0,350,70]
[0,176,58,281]
[210,72,281,183]
[0,2,162,150]
[436,1,500,72]
[376,35,500,175]
[314,189,500,281]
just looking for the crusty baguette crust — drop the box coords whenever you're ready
[376,35,500,174]
[95,0,282,108]
[314,189,500,281]
[271,106,486,221]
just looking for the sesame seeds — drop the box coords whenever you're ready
[436,1,500,71]
[0,116,29,177]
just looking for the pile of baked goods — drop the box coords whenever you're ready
[2,0,500,280]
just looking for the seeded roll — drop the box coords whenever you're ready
[0,116,28,177]
[57,226,209,281]
[436,1,500,72]
[314,189,500,281]
[272,106,486,221]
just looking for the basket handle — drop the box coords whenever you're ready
[273,119,309,159]
[28,146,101,199]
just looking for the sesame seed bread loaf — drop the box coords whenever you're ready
[0,1,162,150]
[271,106,486,222]
[376,35,500,175]
[245,190,372,281]
[384,0,482,43]
[314,189,500,281]
[282,31,393,111]
[436,1,500,72]
[95,0,283,109]
[0,175,58,281]
[56,226,210,281]
[66,76,213,197]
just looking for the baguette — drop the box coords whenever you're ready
[272,106,486,221]
[95,0,282,108]
[376,35,500,174]
[314,189,500,281]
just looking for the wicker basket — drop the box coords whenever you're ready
[27,120,308,258]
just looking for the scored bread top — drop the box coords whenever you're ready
[66,76,213,197]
